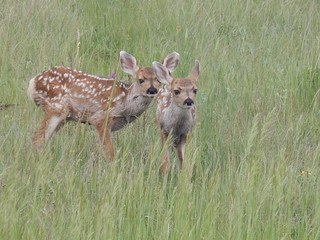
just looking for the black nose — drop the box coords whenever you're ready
[184,98,194,106]
[147,87,158,95]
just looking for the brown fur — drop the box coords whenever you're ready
[153,60,200,172]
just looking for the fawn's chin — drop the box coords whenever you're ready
[143,94,156,98]
[180,104,193,109]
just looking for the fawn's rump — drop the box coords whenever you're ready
[27,77,37,103]
[27,77,50,107]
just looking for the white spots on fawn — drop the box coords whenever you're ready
[50,93,64,102]
[88,98,100,106]
[36,90,47,97]
[32,67,115,110]
[72,92,86,98]
[77,82,86,88]
[100,98,109,103]
[54,103,63,109]
[112,91,125,102]
[157,85,171,113]
[119,82,126,88]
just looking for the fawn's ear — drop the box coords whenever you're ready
[120,51,139,77]
[152,62,173,85]
[163,52,180,73]
[188,60,200,81]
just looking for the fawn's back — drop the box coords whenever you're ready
[28,66,120,121]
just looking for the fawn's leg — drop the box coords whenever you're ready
[33,112,66,149]
[91,117,114,161]
[176,135,187,168]
[160,130,170,173]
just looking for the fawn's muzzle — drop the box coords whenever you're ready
[146,87,158,95]
[184,98,194,106]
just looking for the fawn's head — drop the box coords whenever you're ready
[120,51,180,97]
[153,60,200,109]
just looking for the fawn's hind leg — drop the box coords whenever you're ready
[33,111,67,149]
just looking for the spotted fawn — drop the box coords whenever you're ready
[153,60,200,172]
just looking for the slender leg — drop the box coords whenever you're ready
[176,135,187,168]
[92,120,114,161]
[160,130,170,173]
[33,112,66,149]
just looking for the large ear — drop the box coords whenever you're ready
[188,60,200,81]
[152,61,173,85]
[120,51,139,77]
[162,52,180,73]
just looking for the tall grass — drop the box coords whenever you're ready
[1,0,320,239]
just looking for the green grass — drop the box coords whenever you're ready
[1,0,320,239]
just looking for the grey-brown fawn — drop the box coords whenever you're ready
[28,51,180,160]
[152,60,200,172]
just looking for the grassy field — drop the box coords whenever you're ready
[1,0,320,239]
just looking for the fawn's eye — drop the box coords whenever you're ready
[174,90,180,95]
[139,79,144,84]
[193,89,197,94]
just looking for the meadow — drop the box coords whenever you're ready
[0,0,320,239]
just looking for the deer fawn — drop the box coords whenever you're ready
[28,51,180,160]
[152,60,200,172]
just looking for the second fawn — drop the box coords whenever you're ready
[28,51,180,160]
[153,60,200,172]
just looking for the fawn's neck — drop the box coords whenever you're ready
[109,82,154,132]
[115,82,153,117]
[168,98,193,120]
[157,88,195,138]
